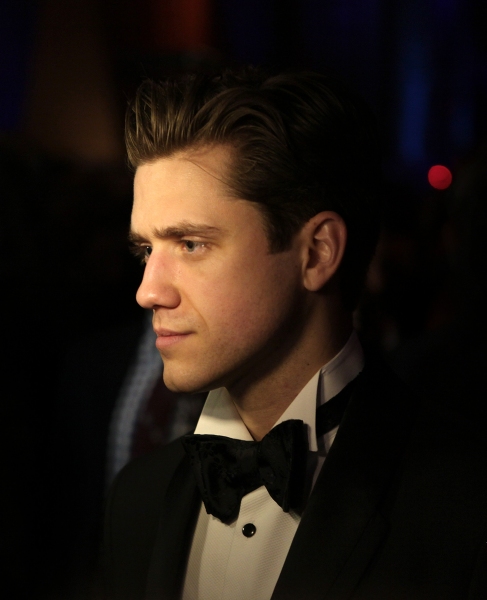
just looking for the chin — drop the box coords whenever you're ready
[162,369,215,394]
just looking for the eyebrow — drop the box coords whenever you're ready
[129,221,225,244]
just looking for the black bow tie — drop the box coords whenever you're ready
[182,419,308,524]
[182,374,360,524]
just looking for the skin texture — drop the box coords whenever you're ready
[131,145,352,439]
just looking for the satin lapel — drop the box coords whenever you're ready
[272,359,416,600]
[144,449,201,600]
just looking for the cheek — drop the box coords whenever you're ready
[199,255,302,337]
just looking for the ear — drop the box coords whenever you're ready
[300,211,347,292]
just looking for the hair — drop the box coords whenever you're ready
[125,66,382,310]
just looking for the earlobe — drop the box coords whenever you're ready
[302,211,347,292]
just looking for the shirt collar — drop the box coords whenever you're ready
[194,331,364,451]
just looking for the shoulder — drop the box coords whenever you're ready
[104,436,191,551]
[374,352,487,541]
[356,352,487,593]
[360,350,487,517]
[102,438,190,598]
[107,436,187,514]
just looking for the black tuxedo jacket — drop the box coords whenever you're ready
[103,358,487,600]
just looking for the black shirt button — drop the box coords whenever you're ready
[242,523,256,537]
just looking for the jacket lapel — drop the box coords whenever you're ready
[272,359,416,600]
[144,448,201,600]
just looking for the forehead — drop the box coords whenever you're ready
[131,145,265,237]
[135,144,231,195]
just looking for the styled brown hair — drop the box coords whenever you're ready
[126,67,382,309]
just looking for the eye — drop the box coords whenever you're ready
[182,240,200,253]
[129,243,152,264]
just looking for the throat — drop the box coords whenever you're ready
[228,369,314,441]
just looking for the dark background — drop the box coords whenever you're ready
[2,1,487,598]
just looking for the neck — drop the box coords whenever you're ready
[228,306,353,441]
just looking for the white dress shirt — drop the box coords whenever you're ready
[182,332,364,600]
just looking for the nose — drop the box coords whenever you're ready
[135,252,181,310]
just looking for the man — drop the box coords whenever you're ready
[103,68,486,600]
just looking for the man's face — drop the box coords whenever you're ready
[131,145,308,394]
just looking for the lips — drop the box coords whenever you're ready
[154,327,189,337]
[154,328,192,350]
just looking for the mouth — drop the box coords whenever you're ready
[154,328,192,349]
[155,327,189,336]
